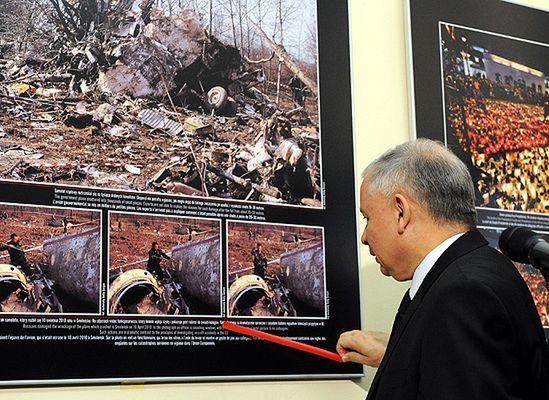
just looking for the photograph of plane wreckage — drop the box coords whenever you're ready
[108,212,221,315]
[0,204,101,314]
[227,221,325,318]
[0,0,322,208]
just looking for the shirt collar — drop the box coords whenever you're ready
[409,232,465,300]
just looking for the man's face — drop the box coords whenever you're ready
[360,179,411,281]
[12,235,19,243]
[153,244,159,250]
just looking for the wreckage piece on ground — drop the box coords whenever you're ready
[43,226,101,307]
[98,36,181,98]
[228,274,296,317]
[0,264,63,313]
[280,242,325,315]
[97,7,262,114]
[171,234,221,313]
[109,268,188,315]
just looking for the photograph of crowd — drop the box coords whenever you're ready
[0,203,101,314]
[441,23,549,214]
[108,212,221,316]
[227,220,325,318]
[479,227,548,327]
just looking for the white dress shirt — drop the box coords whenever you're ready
[409,232,465,300]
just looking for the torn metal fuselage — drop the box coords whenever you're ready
[171,234,221,311]
[0,264,62,313]
[103,8,268,115]
[43,226,101,306]
[228,274,296,317]
[109,269,188,315]
[109,235,220,315]
[281,242,325,314]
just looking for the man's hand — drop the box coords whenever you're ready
[336,330,389,367]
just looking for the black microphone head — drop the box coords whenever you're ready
[498,226,538,263]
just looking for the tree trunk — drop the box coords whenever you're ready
[250,20,318,97]
[209,0,213,36]
[275,0,283,104]
[228,0,237,47]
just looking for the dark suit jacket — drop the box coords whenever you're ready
[367,229,549,400]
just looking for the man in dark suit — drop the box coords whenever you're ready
[336,139,549,399]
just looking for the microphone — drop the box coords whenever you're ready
[499,227,549,279]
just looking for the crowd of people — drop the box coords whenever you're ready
[476,148,548,213]
[450,98,549,157]
[446,94,548,213]
[515,262,549,326]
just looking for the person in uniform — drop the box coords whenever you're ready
[0,233,32,275]
[146,242,170,280]
[251,243,267,278]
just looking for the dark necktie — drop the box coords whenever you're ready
[390,289,411,338]
[367,289,413,400]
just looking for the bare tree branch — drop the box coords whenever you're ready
[242,51,274,64]
[250,18,317,97]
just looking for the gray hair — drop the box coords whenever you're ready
[362,139,477,228]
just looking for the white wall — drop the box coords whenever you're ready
[349,0,411,391]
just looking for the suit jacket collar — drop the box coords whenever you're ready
[413,229,487,301]
[366,229,488,399]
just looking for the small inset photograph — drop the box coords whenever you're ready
[108,212,221,316]
[227,221,325,318]
[0,203,101,314]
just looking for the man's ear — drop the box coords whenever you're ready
[394,194,411,234]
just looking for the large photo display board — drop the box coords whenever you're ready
[407,0,549,332]
[0,0,361,383]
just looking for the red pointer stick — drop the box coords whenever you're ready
[222,321,342,363]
